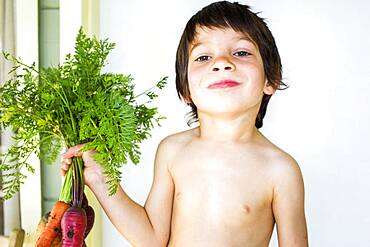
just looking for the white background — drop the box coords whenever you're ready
[100,0,370,246]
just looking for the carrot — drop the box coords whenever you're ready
[81,193,88,209]
[36,211,62,246]
[80,192,94,239]
[35,212,48,240]
[36,201,71,247]
[61,206,87,247]
[60,158,89,246]
[83,205,95,238]
[51,232,63,247]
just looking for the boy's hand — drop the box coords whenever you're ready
[60,144,105,188]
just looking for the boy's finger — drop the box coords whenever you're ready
[60,156,71,165]
[60,169,66,176]
[63,144,85,159]
[61,163,69,171]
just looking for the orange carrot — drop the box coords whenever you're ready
[36,201,70,247]
[35,212,48,240]
[51,232,62,247]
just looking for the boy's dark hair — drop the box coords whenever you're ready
[175,1,287,128]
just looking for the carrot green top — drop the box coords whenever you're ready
[0,28,167,202]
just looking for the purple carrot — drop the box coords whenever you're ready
[81,193,88,209]
[61,206,87,247]
[84,205,95,238]
[61,158,87,247]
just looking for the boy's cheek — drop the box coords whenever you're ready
[187,84,206,107]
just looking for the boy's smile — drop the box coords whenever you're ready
[187,27,275,118]
[207,79,241,89]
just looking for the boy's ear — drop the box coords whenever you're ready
[263,79,276,95]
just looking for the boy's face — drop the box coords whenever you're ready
[187,27,275,118]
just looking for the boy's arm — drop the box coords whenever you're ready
[89,138,175,247]
[272,157,309,246]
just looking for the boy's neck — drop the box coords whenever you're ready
[197,111,259,143]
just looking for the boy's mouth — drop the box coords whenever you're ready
[207,80,241,89]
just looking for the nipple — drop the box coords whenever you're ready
[243,204,251,214]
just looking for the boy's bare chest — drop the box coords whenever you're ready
[167,143,275,245]
[170,143,274,227]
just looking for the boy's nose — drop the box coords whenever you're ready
[212,66,232,72]
[211,57,235,72]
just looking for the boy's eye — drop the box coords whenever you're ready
[195,55,211,62]
[234,51,251,57]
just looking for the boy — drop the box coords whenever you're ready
[62,1,308,246]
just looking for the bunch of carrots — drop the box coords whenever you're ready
[36,157,95,246]
[0,28,166,246]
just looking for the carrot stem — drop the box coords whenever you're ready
[72,159,78,207]
[59,168,73,203]
[59,154,85,205]
[77,157,85,207]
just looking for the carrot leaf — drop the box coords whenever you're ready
[0,27,167,201]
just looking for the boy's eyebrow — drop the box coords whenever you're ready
[235,36,257,48]
[189,36,256,54]
[189,42,202,54]
[238,36,254,44]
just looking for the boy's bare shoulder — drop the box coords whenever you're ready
[156,127,198,162]
[260,135,304,186]
[160,127,198,146]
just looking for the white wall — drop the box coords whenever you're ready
[100,0,370,246]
